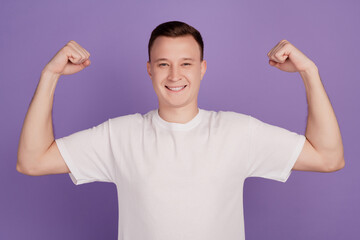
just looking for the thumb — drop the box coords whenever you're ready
[83,59,91,67]
[62,59,91,75]
[269,59,279,67]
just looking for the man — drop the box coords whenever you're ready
[17,21,344,240]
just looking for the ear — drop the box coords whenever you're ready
[200,59,207,80]
[146,61,152,79]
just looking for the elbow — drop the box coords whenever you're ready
[325,157,345,172]
[336,157,345,171]
[320,146,345,172]
[17,147,43,176]
[16,156,25,173]
[16,161,30,175]
[340,162,345,171]
[17,151,30,175]
[16,162,27,174]
[16,160,37,176]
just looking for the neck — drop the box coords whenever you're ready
[158,102,199,124]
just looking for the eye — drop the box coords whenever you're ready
[158,63,168,67]
[182,63,191,66]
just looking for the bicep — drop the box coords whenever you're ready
[31,141,70,176]
[292,138,328,172]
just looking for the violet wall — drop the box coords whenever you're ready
[1,0,359,239]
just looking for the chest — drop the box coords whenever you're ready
[116,127,249,190]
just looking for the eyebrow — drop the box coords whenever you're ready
[154,58,195,62]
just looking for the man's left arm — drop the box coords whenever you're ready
[267,40,345,172]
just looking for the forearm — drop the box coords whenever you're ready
[17,71,60,170]
[301,66,344,166]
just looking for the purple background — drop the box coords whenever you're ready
[1,0,359,239]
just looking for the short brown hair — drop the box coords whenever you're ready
[148,21,204,62]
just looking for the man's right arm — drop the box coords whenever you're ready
[17,40,91,176]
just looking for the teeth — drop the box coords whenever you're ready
[168,86,185,91]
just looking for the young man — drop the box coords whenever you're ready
[17,21,344,240]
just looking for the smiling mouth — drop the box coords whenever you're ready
[165,85,187,92]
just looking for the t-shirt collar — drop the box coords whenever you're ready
[153,108,203,131]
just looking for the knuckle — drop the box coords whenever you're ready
[273,55,281,60]
[67,40,78,47]
[73,53,80,59]
[62,45,72,53]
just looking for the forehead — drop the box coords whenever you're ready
[150,35,201,61]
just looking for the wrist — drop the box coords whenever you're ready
[299,62,318,77]
[299,63,322,90]
[40,69,61,80]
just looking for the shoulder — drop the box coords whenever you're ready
[202,109,251,130]
[110,112,142,123]
[209,110,250,124]
[108,109,155,127]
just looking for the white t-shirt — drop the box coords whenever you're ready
[55,108,305,240]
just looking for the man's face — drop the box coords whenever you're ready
[147,35,207,109]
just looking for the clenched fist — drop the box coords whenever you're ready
[42,40,91,76]
[267,40,317,73]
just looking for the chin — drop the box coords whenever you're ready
[156,89,197,109]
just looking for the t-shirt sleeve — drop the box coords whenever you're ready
[246,115,306,183]
[55,119,117,185]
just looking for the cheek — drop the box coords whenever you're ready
[152,69,167,81]
[151,74,162,86]
[186,69,201,82]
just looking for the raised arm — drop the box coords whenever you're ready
[17,41,91,176]
[267,40,345,172]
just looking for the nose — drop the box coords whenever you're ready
[168,66,182,82]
